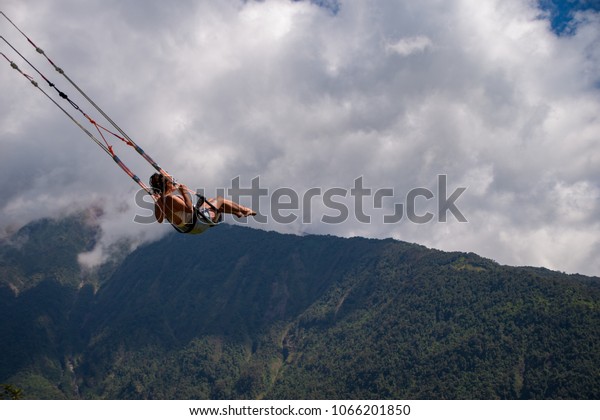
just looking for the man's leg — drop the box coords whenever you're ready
[208,196,256,218]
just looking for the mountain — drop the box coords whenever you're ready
[1,214,599,399]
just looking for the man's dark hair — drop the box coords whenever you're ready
[149,173,165,195]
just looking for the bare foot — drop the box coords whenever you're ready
[238,207,256,218]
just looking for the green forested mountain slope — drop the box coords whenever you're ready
[1,216,599,399]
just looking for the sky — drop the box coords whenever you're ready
[1,0,599,276]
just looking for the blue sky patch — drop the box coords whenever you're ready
[538,0,600,35]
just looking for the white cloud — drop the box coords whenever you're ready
[386,36,433,57]
[1,0,599,276]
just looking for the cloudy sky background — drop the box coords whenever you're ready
[1,0,599,275]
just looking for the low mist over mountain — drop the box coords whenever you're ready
[1,214,599,399]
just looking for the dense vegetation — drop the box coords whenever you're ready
[0,215,599,399]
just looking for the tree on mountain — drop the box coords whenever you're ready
[1,384,23,400]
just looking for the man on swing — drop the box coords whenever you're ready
[150,173,256,235]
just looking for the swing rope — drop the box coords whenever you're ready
[1,11,214,209]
